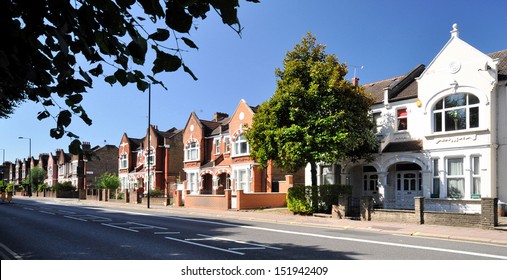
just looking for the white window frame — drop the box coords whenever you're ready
[372,111,382,134]
[446,157,465,199]
[433,93,480,133]
[224,137,231,153]
[431,158,440,198]
[471,155,481,198]
[185,142,199,161]
[145,148,155,166]
[214,138,221,154]
[396,108,408,131]
[233,134,250,156]
[120,154,128,169]
[187,171,199,194]
[234,166,251,192]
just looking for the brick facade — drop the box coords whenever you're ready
[182,99,304,199]
[118,126,183,196]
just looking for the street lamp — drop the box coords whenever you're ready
[0,148,5,185]
[147,84,151,209]
[18,137,32,196]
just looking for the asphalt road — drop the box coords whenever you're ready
[1,198,507,260]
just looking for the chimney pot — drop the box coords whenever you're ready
[352,77,360,87]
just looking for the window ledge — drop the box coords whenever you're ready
[425,128,489,139]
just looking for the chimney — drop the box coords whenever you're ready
[82,141,91,151]
[214,112,229,122]
[352,77,359,87]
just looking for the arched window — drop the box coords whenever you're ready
[433,93,479,132]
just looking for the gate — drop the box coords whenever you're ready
[347,197,361,218]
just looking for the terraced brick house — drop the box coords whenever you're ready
[118,126,183,195]
[182,99,305,199]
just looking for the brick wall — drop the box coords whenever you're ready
[365,197,497,228]
[236,190,287,210]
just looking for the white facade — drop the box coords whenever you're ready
[307,24,507,212]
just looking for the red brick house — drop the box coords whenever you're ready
[182,99,304,199]
[118,125,183,196]
[46,151,61,187]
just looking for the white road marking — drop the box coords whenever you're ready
[64,215,88,222]
[0,242,23,260]
[164,236,245,255]
[91,207,507,260]
[197,234,283,250]
[101,223,139,232]
[39,211,55,215]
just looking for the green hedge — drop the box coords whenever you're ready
[287,184,352,215]
[53,181,76,192]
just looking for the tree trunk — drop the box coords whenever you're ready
[310,161,318,186]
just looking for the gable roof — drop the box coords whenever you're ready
[489,49,507,81]
[365,64,424,104]
[365,49,507,104]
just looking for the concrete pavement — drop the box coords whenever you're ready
[9,196,507,246]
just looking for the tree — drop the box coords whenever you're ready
[0,0,258,154]
[246,33,378,186]
[96,172,120,190]
[30,167,47,192]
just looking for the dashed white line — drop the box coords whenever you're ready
[197,234,283,250]
[101,223,139,232]
[154,232,180,235]
[164,236,245,255]
[64,216,88,222]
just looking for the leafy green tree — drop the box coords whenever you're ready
[0,0,258,154]
[246,33,378,186]
[30,167,47,191]
[96,172,120,190]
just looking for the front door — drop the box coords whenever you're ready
[362,165,381,207]
[395,171,422,209]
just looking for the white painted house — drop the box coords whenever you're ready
[306,24,507,213]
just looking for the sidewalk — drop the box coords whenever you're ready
[13,196,507,246]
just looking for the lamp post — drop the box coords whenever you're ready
[18,137,31,196]
[0,148,5,185]
[147,84,151,209]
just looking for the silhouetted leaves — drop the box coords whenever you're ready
[0,0,259,154]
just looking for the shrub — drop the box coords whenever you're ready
[148,189,164,197]
[54,181,76,192]
[287,185,312,215]
[288,184,352,215]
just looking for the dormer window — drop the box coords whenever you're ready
[433,93,479,132]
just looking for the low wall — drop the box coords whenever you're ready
[424,211,481,227]
[371,209,418,224]
[237,190,287,210]
[185,194,229,210]
[361,196,498,228]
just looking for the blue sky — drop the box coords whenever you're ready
[1,0,506,163]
